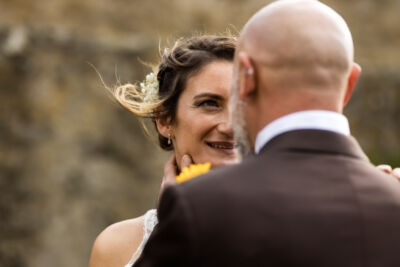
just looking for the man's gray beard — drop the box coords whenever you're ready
[230,83,253,160]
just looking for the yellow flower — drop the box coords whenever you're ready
[176,163,211,183]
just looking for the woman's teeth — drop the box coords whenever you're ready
[207,143,234,149]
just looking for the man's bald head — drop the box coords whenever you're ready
[232,0,361,149]
[238,0,355,91]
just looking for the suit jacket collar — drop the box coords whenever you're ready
[258,129,369,162]
[254,110,350,154]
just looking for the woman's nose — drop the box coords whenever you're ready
[217,114,234,138]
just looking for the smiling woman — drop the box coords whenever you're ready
[89,35,239,267]
[167,60,238,168]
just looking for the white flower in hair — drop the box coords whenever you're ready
[140,72,159,104]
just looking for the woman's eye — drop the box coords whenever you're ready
[198,100,219,108]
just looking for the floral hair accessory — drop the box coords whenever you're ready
[176,163,211,183]
[140,72,159,104]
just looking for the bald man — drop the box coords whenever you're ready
[133,1,400,266]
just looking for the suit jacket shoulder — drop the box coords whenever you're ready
[135,130,400,267]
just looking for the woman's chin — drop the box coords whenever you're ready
[191,150,240,169]
[208,157,240,169]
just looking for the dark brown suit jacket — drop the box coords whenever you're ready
[134,130,400,267]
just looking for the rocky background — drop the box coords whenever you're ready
[0,0,399,266]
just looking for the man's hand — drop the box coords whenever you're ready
[377,164,400,182]
[159,154,193,201]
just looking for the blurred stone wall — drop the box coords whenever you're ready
[0,0,399,266]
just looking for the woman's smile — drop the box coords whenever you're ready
[205,141,237,155]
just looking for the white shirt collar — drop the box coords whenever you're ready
[254,110,350,154]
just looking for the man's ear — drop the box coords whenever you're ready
[343,62,361,107]
[238,52,256,101]
[155,117,172,139]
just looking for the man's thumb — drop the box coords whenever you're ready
[181,154,193,169]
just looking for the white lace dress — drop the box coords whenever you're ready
[125,209,158,267]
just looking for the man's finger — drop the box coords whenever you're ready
[159,154,178,202]
[377,164,392,174]
[393,168,400,181]
[164,154,177,178]
[181,154,193,169]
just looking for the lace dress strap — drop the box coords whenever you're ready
[125,209,158,267]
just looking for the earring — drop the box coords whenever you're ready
[246,68,254,76]
[168,133,171,145]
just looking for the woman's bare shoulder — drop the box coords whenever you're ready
[89,216,145,267]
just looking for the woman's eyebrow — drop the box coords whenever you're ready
[193,93,224,100]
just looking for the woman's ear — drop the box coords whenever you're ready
[155,117,172,139]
